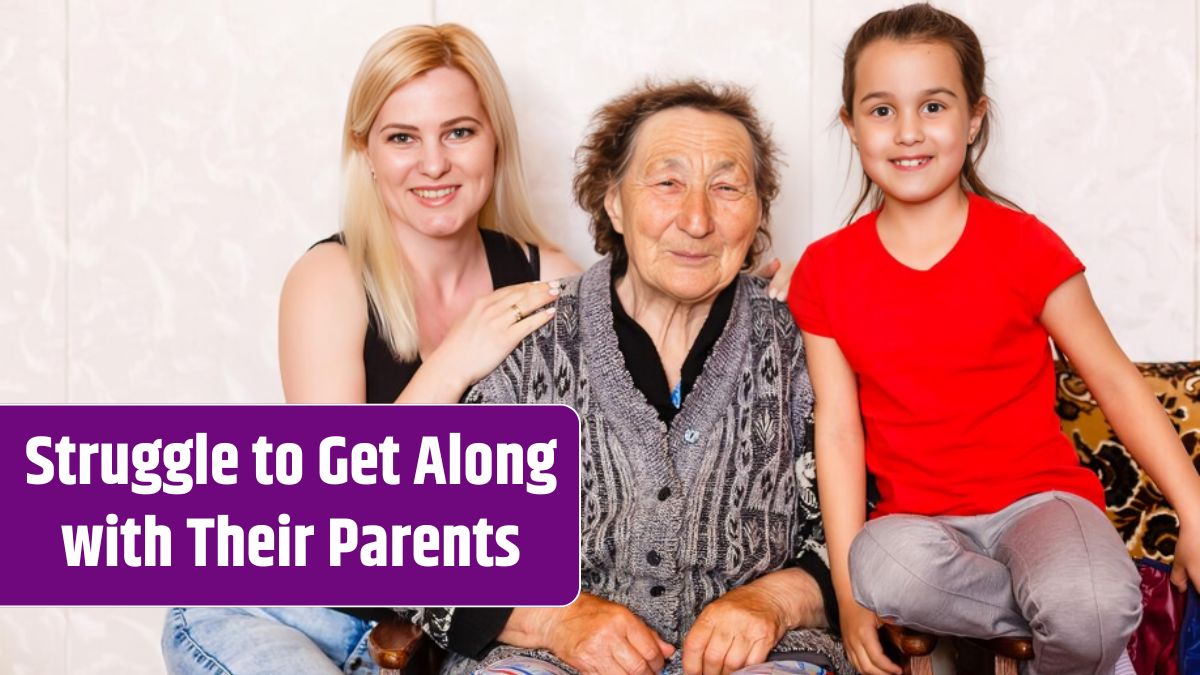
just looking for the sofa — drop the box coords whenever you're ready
[372,356,1200,675]
[1055,358,1200,564]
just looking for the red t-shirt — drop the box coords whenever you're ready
[789,194,1104,517]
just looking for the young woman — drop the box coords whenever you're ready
[165,24,579,675]
[279,24,579,407]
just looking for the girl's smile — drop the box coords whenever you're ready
[842,39,985,209]
[890,155,932,170]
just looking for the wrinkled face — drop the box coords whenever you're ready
[605,107,761,304]
[364,66,496,238]
[843,39,985,207]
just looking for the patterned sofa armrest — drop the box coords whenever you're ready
[1054,358,1200,563]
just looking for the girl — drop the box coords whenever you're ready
[789,5,1200,675]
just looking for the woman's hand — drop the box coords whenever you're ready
[680,583,787,675]
[503,594,674,675]
[396,280,560,403]
[1171,521,1199,592]
[840,602,901,675]
[429,280,560,386]
[754,257,795,302]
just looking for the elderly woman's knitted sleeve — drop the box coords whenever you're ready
[781,304,840,631]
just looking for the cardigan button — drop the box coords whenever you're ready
[647,550,662,566]
[683,429,700,444]
[650,585,665,597]
[657,486,671,501]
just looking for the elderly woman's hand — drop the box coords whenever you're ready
[681,585,785,675]
[549,593,676,675]
[681,568,822,675]
[502,593,675,675]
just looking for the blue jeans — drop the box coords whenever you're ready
[162,607,379,675]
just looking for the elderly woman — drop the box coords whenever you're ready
[404,80,850,675]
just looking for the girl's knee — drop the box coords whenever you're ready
[1030,573,1141,660]
[852,517,961,570]
[1094,570,1142,642]
[1099,562,1137,619]
[849,517,961,614]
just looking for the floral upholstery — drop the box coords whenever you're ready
[1055,358,1200,563]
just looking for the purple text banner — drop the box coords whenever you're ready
[0,405,581,606]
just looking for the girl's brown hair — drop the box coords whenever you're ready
[841,3,1017,220]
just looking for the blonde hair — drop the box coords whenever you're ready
[342,24,547,359]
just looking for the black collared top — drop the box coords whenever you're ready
[609,259,737,425]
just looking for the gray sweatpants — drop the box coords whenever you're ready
[849,491,1142,675]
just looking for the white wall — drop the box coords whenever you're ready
[1,1,1197,671]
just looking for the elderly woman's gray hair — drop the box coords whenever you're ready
[572,79,782,270]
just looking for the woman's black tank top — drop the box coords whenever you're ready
[312,229,538,624]
[309,228,540,403]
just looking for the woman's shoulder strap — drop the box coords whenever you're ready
[308,233,345,250]
[480,229,539,286]
[527,241,541,278]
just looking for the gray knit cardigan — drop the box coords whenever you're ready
[407,258,850,675]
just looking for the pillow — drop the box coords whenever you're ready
[1055,358,1200,563]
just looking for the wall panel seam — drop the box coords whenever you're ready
[64,0,70,403]
[808,0,815,246]
[65,607,72,673]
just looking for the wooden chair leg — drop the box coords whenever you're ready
[883,625,1033,675]
[982,636,1032,675]
[993,655,1020,675]
[368,616,444,675]
[880,623,939,675]
[904,654,935,675]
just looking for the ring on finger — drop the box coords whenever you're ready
[510,303,524,323]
